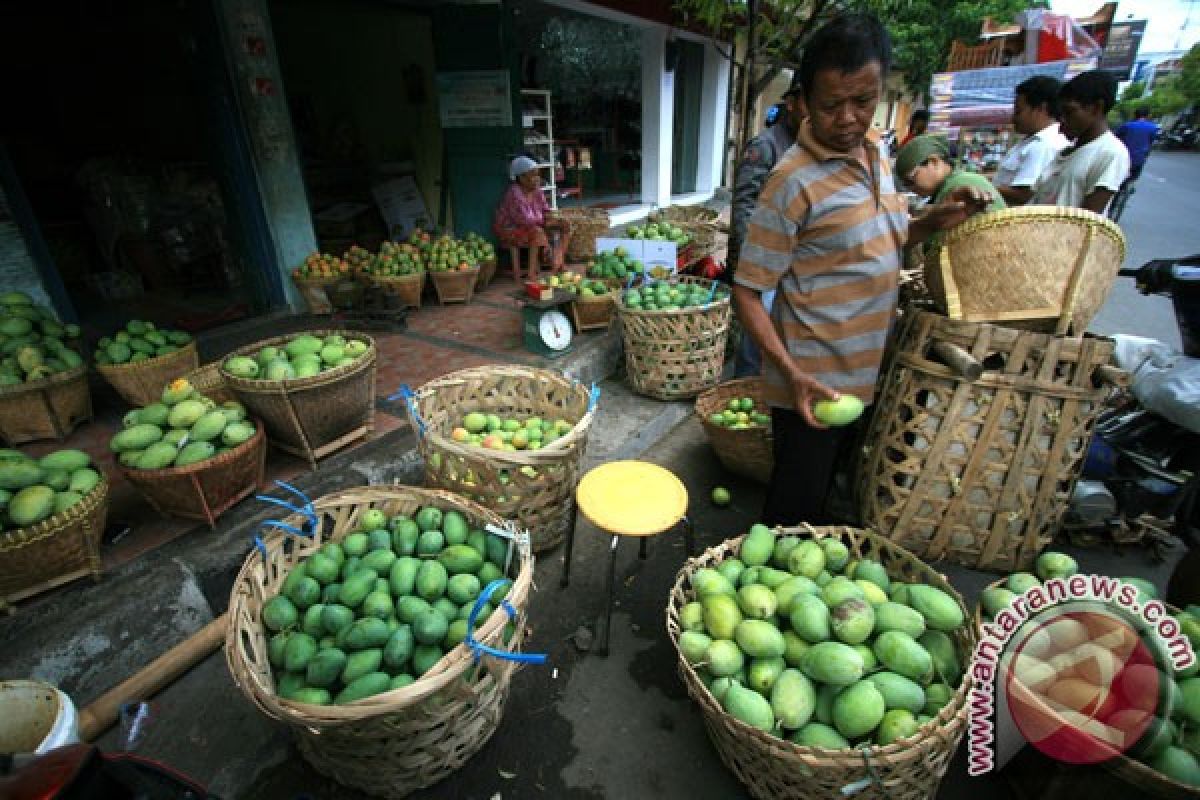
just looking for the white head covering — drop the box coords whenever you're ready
[509,156,538,181]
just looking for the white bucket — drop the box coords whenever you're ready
[0,680,80,755]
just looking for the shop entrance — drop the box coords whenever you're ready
[0,0,267,334]
[512,1,642,210]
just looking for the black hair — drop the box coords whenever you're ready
[1015,75,1062,118]
[1059,70,1118,113]
[911,109,930,124]
[799,12,891,100]
[1135,106,1151,118]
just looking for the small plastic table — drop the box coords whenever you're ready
[560,460,695,656]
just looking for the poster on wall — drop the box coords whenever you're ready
[436,70,513,128]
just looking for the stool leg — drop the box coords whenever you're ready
[599,534,619,657]
[560,503,578,588]
[638,537,648,560]
[682,515,695,555]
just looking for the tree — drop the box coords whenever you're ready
[1180,43,1200,107]
[1146,75,1189,118]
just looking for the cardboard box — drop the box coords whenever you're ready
[595,237,678,279]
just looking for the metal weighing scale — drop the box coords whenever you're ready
[514,289,574,358]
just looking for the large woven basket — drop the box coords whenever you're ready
[406,365,595,554]
[926,206,1126,335]
[429,268,479,305]
[694,378,773,484]
[120,424,267,529]
[667,525,975,800]
[0,366,93,446]
[555,208,611,261]
[226,485,534,798]
[856,310,1121,573]
[292,275,338,315]
[0,477,108,609]
[477,259,498,290]
[652,205,720,225]
[220,331,376,469]
[569,292,615,333]
[617,276,732,401]
[370,272,424,310]
[96,342,200,407]
[183,362,235,405]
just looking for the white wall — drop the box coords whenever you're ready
[696,41,731,194]
[641,28,674,208]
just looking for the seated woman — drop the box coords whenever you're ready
[896,135,1006,235]
[493,156,569,282]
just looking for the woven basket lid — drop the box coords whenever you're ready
[927,205,1126,334]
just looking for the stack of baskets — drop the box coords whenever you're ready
[0,367,93,446]
[667,525,976,800]
[650,205,721,262]
[96,342,200,407]
[0,475,109,610]
[226,486,534,798]
[220,331,377,469]
[617,276,732,401]
[554,207,611,263]
[406,366,595,553]
[694,378,773,484]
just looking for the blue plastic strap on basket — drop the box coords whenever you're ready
[464,579,548,666]
[388,384,426,438]
[260,519,313,539]
[253,536,269,564]
[587,382,600,413]
[706,281,718,303]
[839,747,882,795]
[255,480,317,536]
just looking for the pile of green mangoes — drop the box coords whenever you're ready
[260,505,519,705]
[587,249,642,282]
[0,292,84,385]
[0,448,102,529]
[95,320,192,366]
[980,554,1200,787]
[109,378,257,470]
[625,220,690,245]
[462,233,496,266]
[223,333,370,381]
[678,525,967,748]
[709,396,772,429]
[620,280,730,312]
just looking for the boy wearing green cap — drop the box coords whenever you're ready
[895,134,1007,215]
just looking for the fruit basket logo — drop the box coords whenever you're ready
[968,575,1195,774]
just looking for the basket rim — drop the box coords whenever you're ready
[428,266,481,277]
[117,421,266,481]
[936,205,1127,263]
[410,365,595,464]
[0,363,89,396]
[291,274,343,287]
[364,270,425,283]
[94,340,199,376]
[668,525,976,762]
[218,330,377,392]
[224,485,534,727]
[0,477,109,549]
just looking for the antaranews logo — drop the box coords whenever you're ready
[967,574,1196,775]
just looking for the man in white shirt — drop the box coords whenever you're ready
[994,76,1070,206]
[1031,70,1130,215]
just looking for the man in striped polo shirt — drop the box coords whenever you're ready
[734,13,993,527]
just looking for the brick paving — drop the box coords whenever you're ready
[11,272,588,586]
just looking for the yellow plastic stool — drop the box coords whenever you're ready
[561,460,695,656]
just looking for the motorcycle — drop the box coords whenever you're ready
[1064,257,1200,605]
[1161,125,1199,151]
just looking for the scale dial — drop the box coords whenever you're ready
[538,310,573,351]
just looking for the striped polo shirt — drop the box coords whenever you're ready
[735,121,908,407]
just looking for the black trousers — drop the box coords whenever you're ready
[763,407,850,527]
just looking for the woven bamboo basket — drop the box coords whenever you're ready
[569,292,615,333]
[667,525,975,800]
[406,366,595,554]
[973,578,1199,799]
[0,366,93,446]
[0,477,108,609]
[617,276,732,401]
[120,424,267,529]
[679,222,719,262]
[555,208,611,261]
[220,331,376,469]
[926,206,1126,335]
[694,378,773,484]
[183,362,235,405]
[370,272,425,310]
[652,205,720,225]
[226,485,534,798]
[429,268,479,305]
[292,274,339,315]
[856,310,1122,573]
[96,342,200,407]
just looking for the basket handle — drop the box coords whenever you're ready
[464,579,548,666]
